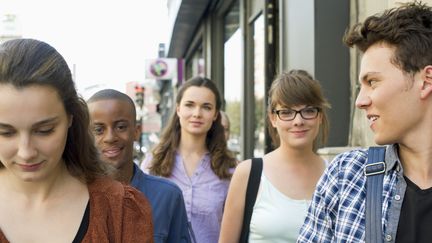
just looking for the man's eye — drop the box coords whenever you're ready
[368,79,378,87]
[116,124,128,131]
[93,127,104,135]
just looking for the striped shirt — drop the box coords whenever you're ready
[297,144,406,243]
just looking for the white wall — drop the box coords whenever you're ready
[279,0,315,75]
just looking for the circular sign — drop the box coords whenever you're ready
[150,59,168,78]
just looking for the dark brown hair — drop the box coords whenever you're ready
[0,38,109,182]
[344,1,432,75]
[267,70,331,151]
[148,77,237,179]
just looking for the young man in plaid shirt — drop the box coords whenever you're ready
[298,2,432,242]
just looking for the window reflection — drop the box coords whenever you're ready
[224,0,241,158]
[186,44,204,80]
[253,15,265,157]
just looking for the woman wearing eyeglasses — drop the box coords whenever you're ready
[219,70,330,243]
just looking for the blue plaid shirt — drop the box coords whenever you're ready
[297,144,406,243]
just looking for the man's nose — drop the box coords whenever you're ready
[355,85,371,109]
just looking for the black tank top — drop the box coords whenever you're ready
[72,201,90,243]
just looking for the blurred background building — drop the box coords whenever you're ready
[158,0,430,161]
[162,0,350,160]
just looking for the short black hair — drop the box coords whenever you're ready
[87,89,136,122]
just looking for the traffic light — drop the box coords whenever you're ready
[156,103,161,113]
[135,85,145,108]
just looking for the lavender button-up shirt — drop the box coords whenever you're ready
[142,152,231,243]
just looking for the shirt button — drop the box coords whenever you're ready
[394,195,401,201]
[385,234,392,241]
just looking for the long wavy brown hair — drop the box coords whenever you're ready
[0,39,110,183]
[148,77,237,179]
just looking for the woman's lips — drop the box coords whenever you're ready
[17,161,44,172]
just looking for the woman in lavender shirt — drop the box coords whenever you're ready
[142,77,237,243]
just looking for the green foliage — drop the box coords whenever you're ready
[255,97,265,135]
[225,98,265,140]
[225,101,241,137]
[254,97,265,152]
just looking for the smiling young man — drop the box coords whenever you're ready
[88,89,191,243]
[298,2,432,243]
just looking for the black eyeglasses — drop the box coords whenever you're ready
[272,107,320,121]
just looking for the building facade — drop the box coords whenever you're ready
[164,0,424,161]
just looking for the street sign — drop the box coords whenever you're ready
[145,58,177,80]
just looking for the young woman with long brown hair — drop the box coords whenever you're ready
[0,39,153,243]
[142,77,237,243]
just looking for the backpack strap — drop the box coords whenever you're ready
[239,157,263,243]
[364,146,386,243]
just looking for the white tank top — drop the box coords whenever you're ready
[248,174,311,243]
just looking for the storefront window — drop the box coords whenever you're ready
[224,0,241,157]
[253,14,265,157]
[185,44,204,80]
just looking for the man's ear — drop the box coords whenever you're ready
[134,124,141,141]
[420,65,432,99]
